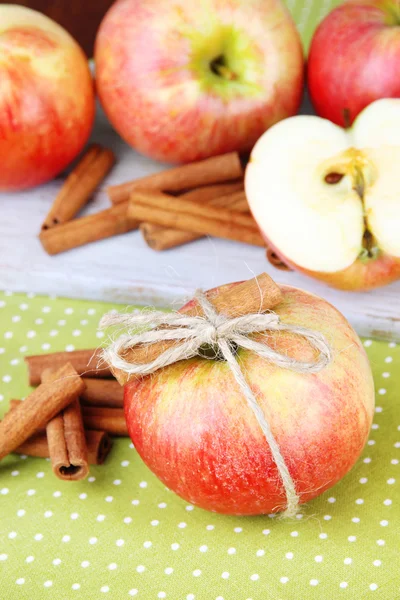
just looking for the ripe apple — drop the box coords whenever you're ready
[94,0,304,163]
[308,0,400,127]
[0,5,95,192]
[124,282,374,515]
[245,99,400,291]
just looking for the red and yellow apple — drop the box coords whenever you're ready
[124,283,374,515]
[245,99,400,291]
[308,0,400,127]
[0,5,95,192]
[94,0,304,164]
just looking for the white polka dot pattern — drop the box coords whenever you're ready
[0,281,399,598]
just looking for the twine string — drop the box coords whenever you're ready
[100,290,332,517]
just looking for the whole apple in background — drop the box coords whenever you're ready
[0,5,95,192]
[308,0,400,127]
[124,283,374,516]
[245,99,400,291]
[95,0,304,164]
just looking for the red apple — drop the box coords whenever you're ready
[94,0,304,164]
[0,5,95,192]
[124,283,374,515]
[308,0,400,127]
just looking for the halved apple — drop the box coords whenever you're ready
[245,99,400,290]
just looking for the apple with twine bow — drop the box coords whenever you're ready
[100,274,374,516]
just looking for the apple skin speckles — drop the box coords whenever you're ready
[94,0,304,163]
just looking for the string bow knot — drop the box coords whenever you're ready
[100,289,332,517]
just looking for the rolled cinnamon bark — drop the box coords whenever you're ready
[9,400,128,438]
[81,406,128,437]
[47,400,88,480]
[108,152,243,204]
[25,349,113,386]
[81,378,124,408]
[39,202,137,255]
[141,188,248,251]
[15,430,112,465]
[38,367,89,481]
[42,145,116,230]
[129,190,264,248]
[0,363,85,461]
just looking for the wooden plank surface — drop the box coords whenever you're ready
[1,99,399,342]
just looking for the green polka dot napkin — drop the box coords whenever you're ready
[0,290,399,599]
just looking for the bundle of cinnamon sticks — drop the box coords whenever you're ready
[0,349,126,482]
[38,144,290,269]
[37,148,272,254]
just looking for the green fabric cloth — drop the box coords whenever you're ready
[287,0,342,51]
[0,290,399,600]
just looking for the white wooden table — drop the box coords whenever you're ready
[1,98,399,341]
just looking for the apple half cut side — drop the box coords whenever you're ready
[245,99,400,291]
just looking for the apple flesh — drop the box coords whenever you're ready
[308,0,400,127]
[245,99,400,291]
[94,0,304,163]
[124,283,374,516]
[0,5,95,192]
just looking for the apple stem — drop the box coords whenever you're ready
[343,108,352,129]
[216,65,237,81]
[210,55,237,81]
[386,3,400,26]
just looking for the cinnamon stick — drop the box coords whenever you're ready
[129,190,264,248]
[14,429,112,465]
[141,188,249,251]
[108,152,243,204]
[46,400,88,479]
[25,349,113,386]
[81,406,128,437]
[41,367,88,480]
[0,363,85,461]
[42,144,116,230]
[47,401,88,479]
[9,400,128,437]
[39,202,137,255]
[109,273,282,385]
[81,378,124,408]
